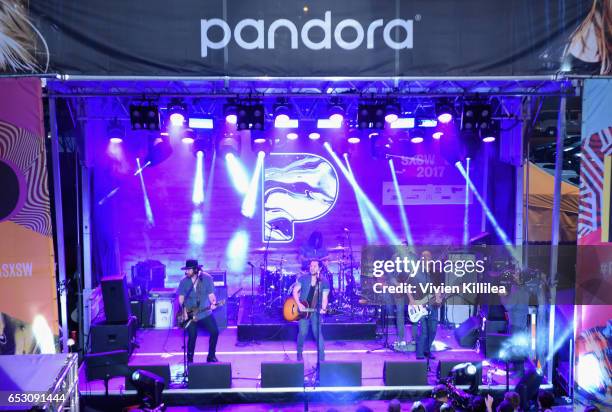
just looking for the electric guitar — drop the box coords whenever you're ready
[177,300,225,328]
[408,294,443,323]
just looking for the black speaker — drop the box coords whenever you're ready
[261,361,304,388]
[126,363,171,390]
[213,286,228,329]
[454,316,481,348]
[188,363,231,389]
[90,316,136,354]
[384,361,427,386]
[130,298,154,328]
[101,275,132,324]
[438,360,482,384]
[85,350,130,381]
[319,361,361,387]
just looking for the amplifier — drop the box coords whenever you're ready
[205,270,227,287]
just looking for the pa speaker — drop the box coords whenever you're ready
[384,361,427,386]
[261,361,304,388]
[85,350,130,381]
[438,359,482,384]
[188,363,231,389]
[319,361,361,387]
[126,363,170,390]
[454,316,481,348]
[90,316,136,354]
[101,275,132,323]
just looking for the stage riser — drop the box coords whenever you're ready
[237,322,377,341]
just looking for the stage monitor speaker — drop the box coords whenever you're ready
[438,360,482,384]
[261,361,304,388]
[384,361,427,386]
[454,316,480,348]
[188,363,232,389]
[130,299,154,328]
[85,350,130,381]
[126,363,171,390]
[101,275,132,324]
[319,361,361,387]
[90,316,136,354]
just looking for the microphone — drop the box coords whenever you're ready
[343,227,350,232]
[247,261,255,268]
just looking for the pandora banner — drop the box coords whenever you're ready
[0,0,606,77]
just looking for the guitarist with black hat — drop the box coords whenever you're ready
[177,259,220,363]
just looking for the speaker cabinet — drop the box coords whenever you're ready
[454,316,481,348]
[90,316,136,354]
[101,275,132,324]
[319,361,361,387]
[126,363,171,390]
[384,360,428,386]
[85,350,130,381]
[261,361,304,388]
[188,363,232,389]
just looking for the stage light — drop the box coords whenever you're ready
[273,99,291,126]
[136,157,155,226]
[347,128,361,144]
[192,137,210,157]
[317,118,343,128]
[389,159,413,245]
[226,113,237,124]
[309,132,321,140]
[286,132,298,140]
[328,99,345,123]
[417,118,438,128]
[129,102,160,131]
[436,99,455,124]
[225,152,250,195]
[241,151,265,218]
[236,101,265,131]
[385,102,400,124]
[146,135,173,166]
[107,119,125,143]
[462,103,492,131]
[181,128,196,144]
[218,132,241,157]
[167,98,188,127]
[224,101,238,124]
[411,136,424,144]
[192,150,205,206]
[480,119,500,142]
[274,117,298,128]
[188,118,214,129]
[357,103,385,130]
[390,118,415,129]
[130,369,165,409]
[432,131,444,140]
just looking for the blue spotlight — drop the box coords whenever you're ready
[345,155,378,243]
[136,158,155,227]
[456,162,519,260]
[389,159,414,245]
[189,210,205,247]
[241,151,265,218]
[463,157,470,246]
[225,152,250,195]
[192,151,205,205]
[226,230,250,273]
[324,143,400,244]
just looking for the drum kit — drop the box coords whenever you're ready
[250,245,362,314]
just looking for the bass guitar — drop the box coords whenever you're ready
[177,299,225,328]
[407,294,443,323]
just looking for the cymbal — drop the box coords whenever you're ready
[328,246,348,252]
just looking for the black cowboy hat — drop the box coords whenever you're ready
[181,259,203,270]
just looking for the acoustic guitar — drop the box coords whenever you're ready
[176,299,226,328]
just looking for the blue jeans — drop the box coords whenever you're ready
[415,308,439,357]
[297,313,325,361]
[387,296,407,341]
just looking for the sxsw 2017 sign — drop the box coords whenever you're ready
[201,11,414,57]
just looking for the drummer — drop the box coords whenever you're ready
[298,231,330,271]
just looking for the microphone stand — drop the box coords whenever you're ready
[315,271,323,386]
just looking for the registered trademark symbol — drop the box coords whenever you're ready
[415,14,422,21]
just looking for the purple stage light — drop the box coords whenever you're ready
[437,113,453,124]
[410,136,424,144]
[253,137,267,144]
[182,136,194,144]
[432,131,444,140]
[169,112,185,126]
[226,114,237,124]
[275,114,290,124]
[385,113,398,123]
[309,132,321,140]
[482,136,496,143]
[329,113,344,123]
[286,132,298,140]
[347,136,360,144]
[109,137,123,144]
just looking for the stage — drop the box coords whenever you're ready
[79,324,551,409]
